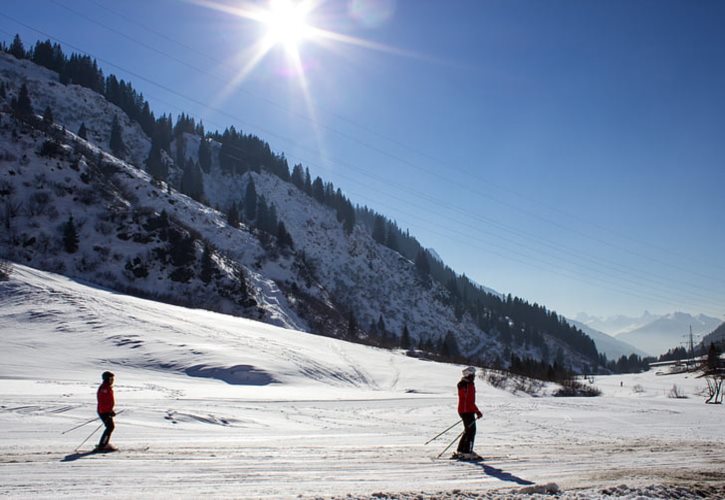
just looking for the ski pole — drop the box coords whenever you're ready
[436,416,480,458]
[425,419,462,445]
[62,416,98,434]
[63,409,125,435]
[75,422,103,452]
[437,429,465,458]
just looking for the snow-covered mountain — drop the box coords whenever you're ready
[566,319,647,360]
[574,311,661,337]
[615,312,723,356]
[0,49,599,371]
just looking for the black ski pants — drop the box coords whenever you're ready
[98,412,115,448]
[456,413,477,453]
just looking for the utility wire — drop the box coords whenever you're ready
[79,0,725,277]
[2,15,722,316]
[53,1,725,281]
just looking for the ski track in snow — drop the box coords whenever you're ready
[1,265,725,499]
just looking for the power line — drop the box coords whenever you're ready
[1,15,722,317]
[57,0,725,279]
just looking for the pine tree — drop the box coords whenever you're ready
[9,34,26,59]
[400,324,411,349]
[347,311,358,338]
[109,115,125,158]
[200,243,214,284]
[372,215,386,244]
[277,220,294,249]
[12,83,33,118]
[180,158,204,201]
[227,201,240,228]
[145,140,167,180]
[77,122,87,140]
[42,105,53,126]
[198,137,212,173]
[62,215,79,253]
[244,179,257,220]
[415,249,430,276]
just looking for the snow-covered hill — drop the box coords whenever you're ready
[0,50,601,371]
[1,264,724,499]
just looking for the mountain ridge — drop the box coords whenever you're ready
[1,45,599,372]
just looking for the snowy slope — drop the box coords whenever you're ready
[1,50,605,370]
[567,318,647,360]
[1,264,724,499]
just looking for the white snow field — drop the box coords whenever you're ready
[1,265,723,499]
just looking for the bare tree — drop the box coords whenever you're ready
[0,259,12,281]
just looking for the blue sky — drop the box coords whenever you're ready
[2,0,724,320]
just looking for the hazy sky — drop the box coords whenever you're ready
[2,0,724,320]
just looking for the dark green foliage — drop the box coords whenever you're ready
[167,228,195,267]
[213,126,289,177]
[198,137,212,173]
[39,140,63,157]
[9,34,26,59]
[12,83,33,118]
[312,177,325,203]
[60,53,104,92]
[154,114,173,153]
[0,81,6,99]
[244,179,257,220]
[415,249,430,276]
[145,140,167,180]
[372,215,386,244]
[125,257,149,279]
[291,163,304,189]
[277,221,294,249]
[62,215,79,253]
[200,243,214,284]
[109,115,125,158]
[180,158,204,202]
[227,201,240,228]
[77,122,87,140]
[347,311,358,338]
[400,324,411,349]
[42,105,53,125]
[31,39,65,73]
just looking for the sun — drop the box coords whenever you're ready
[261,0,314,53]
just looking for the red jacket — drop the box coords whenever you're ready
[457,378,480,415]
[97,382,115,414]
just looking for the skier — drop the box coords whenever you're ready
[95,371,116,452]
[453,366,483,460]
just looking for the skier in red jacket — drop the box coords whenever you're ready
[96,371,116,451]
[454,366,483,460]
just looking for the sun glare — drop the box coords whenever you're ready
[262,0,312,52]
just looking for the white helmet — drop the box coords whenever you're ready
[462,366,476,377]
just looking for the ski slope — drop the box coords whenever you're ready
[1,265,724,499]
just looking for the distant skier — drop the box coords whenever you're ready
[454,366,483,460]
[95,371,116,452]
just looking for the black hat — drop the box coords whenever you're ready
[102,371,115,381]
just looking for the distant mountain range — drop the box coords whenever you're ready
[575,311,724,356]
[566,319,647,360]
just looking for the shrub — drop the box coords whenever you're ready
[0,259,12,280]
[668,384,687,399]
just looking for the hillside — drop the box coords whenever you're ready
[1,264,724,499]
[566,318,647,360]
[0,46,599,372]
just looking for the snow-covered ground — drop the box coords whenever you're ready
[1,265,724,499]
